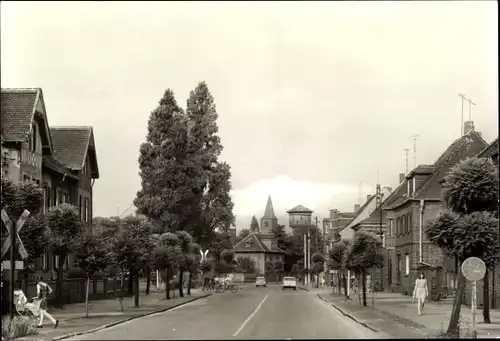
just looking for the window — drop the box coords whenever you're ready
[85,198,90,223]
[58,190,63,205]
[42,253,47,270]
[23,175,30,183]
[403,215,407,234]
[53,187,57,207]
[396,217,400,236]
[42,187,47,214]
[389,219,393,236]
[382,232,386,247]
[396,254,401,280]
[264,221,268,228]
[84,198,88,223]
[408,213,413,232]
[31,124,37,152]
[245,242,252,248]
[405,254,410,276]
[54,255,59,270]
[79,195,83,219]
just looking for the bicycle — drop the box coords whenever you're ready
[433,288,448,302]
[227,283,239,293]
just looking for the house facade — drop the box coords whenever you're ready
[233,196,285,280]
[382,121,488,297]
[323,209,356,250]
[1,88,99,278]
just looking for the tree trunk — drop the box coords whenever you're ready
[128,273,133,294]
[187,272,192,295]
[483,268,491,323]
[134,272,139,308]
[446,267,467,337]
[343,272,348,297]
[119,266,124,312]
[362,270,367,307]
[337,272,342,294]
[165,267,171,300]
[178,268,184,298]
[22,272,29,295]
[492,266,496,310]
[56,254,66,308]
[145,265,151,295]
[85,276,90,318]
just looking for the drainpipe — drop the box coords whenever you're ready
[91,179,95,235]
[419,200,425,263]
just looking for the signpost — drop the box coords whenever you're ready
[1,209,30,319]
[462,257,487,339]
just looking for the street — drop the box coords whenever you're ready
[70,284,383,340]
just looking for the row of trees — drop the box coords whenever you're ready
[328,232,384,306]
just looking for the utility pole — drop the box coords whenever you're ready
[303,233,307,286]
[314,216,319,254]
[323,220,328,286]
[307,228,311,287]
[404,148,410,175]
[409,135,419,170]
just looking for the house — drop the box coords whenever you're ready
[233,196,286,280]
[323,209,356,250]
[339,187,393,241]
[1,88,99,279]
[382,121,488,297]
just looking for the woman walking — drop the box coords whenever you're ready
[36,277,59,328]
[412,272,429,316]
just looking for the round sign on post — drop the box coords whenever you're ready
[461,257,486,282]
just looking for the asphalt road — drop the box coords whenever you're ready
[70,284,383,340]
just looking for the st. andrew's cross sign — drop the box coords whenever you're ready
[1,209,30,260]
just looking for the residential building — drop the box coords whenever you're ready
[323,209,356,250]
[233,196,285,279]
[382,121,488,297]
[1,88,99,278]
[339,187,393,241]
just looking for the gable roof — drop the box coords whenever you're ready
[233,232,285,254]
[478,137,499,158]
[1,88,53,152]
[353,204,387,230]
[50,126,99,178]
[383,131,488,210]
[287,204,313,214]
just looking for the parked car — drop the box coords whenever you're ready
[256,276,267,287]
[282,276,297,290]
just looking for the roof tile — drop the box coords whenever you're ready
[50,127,92,170]
[1,89,39,142]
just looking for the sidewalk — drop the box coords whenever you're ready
[17,289,210,341]
[301,285,500,339]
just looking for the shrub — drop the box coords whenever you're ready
[1,315,38,340]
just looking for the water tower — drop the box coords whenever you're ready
[287,205,314,236]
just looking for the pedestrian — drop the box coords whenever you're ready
[35,277,59,328]
[320,277,325,290]
[412,272,429,316]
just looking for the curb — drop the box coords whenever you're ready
[298,286,310,292]
[51,293,212,341]
[316,294,379,333]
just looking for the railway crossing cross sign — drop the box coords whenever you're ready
[1,209,30,260]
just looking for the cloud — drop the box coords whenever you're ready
[231,175,360,218]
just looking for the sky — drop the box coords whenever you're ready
[1,1,498,231]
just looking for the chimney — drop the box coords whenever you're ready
[464,121,475,135]
[330,209,339,220]
[354,204,360,212]
[366,194,372,202]
[399,173,405,183]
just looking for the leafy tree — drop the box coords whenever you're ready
[265,261,274,279]
[216,249,236,275]
[151,232,183,300]
[329,240,349,295]
[426,157,499,335]
[250,215,259,232]
[110,216,154,307]
[185,82,235,247]
[200,260,212,277]
[237,256,256,274]
[74,232,110,317]
[235,228,251,244]
[134,89,194,234]
[92,216,123,239]
[186,242,201,295]
[175,230,193,297]
[311,253,326,287]
[309,227,325,255]
[210,231,233,263]
[343,231,384,307]
[274,260,284,281]
[271,224,288,251]
[45,204,84,308]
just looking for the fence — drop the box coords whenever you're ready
[2,277,128,315]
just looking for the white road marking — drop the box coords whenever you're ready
[232,293,269,337]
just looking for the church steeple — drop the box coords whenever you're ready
[263,195,277,218]
[260,195,278,234]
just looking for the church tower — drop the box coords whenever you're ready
[260,195,278,234]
